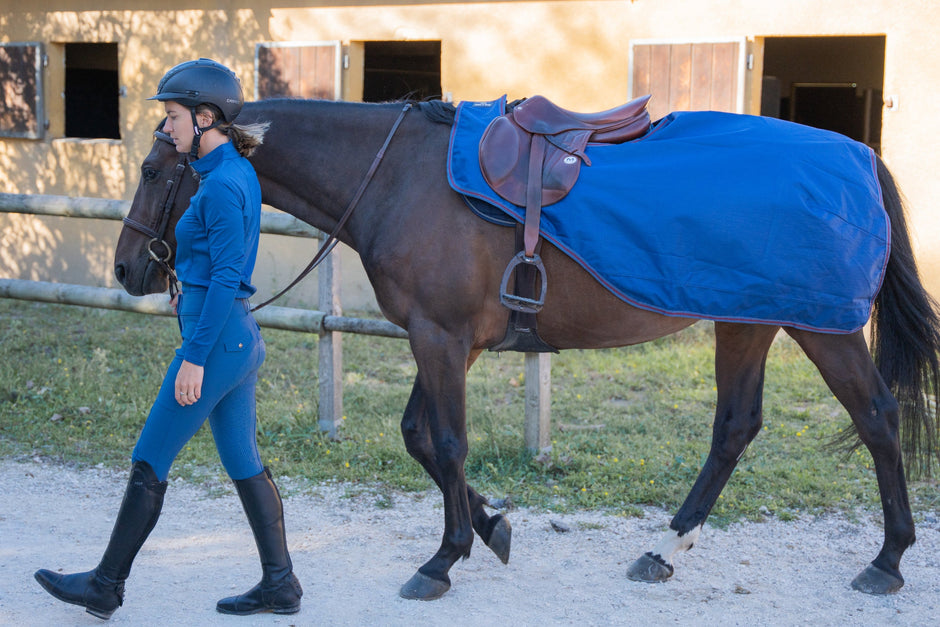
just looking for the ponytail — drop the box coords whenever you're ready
[226,121,270,157]
[195,103,269,158]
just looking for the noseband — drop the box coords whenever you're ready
[122,129,189,297]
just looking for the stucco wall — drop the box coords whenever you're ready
[2,0,938,309]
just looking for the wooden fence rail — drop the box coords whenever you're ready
[0,193,551,449]
[0,278,407,337]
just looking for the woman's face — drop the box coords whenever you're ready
[162,101,211,154]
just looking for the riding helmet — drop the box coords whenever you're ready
[149,58,244,123]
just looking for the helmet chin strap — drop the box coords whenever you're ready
[188,107,224,160]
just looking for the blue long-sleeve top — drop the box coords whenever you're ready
[174,141,261,366]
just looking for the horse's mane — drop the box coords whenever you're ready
[418,99,457,126]
[247,97,457,126]
[417,97,528,126]
[247,96,520,128]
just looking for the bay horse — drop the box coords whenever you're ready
[114,98,940,599]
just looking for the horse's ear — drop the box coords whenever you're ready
[153,118,175,146]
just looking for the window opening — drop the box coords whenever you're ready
[761,36,884,152]
[363,41,441,102]
[65,42,120,139]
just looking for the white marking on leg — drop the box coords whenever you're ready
[649,524,703,567]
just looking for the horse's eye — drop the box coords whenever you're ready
[142,168,159,183]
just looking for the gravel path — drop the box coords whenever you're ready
[1,459,938,626]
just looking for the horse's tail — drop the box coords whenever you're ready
[869,155,940,477]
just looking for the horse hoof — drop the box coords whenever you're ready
[399,572,451,601]
[851,563,904,595]
[626,552,674,583]
[486,514,512,564]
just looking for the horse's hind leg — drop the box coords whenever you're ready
[787,328,914,594]
[628,323,778,583]
[399,373,511,564]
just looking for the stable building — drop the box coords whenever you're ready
[2,1,938,309]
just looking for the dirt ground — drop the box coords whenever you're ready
[1,458,938,626]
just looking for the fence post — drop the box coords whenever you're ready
[318,238,344,438]
[524,352,551,452]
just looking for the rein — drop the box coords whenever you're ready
[251,102,413,311]
[122,129,187,298]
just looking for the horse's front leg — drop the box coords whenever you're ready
[628,323,778,583]
[399,373,511,566]
[398,326,475,600]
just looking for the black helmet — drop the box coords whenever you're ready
[149,58,243,123]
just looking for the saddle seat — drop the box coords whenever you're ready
[512,93,653,140]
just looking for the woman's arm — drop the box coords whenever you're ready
[176,178,248,406]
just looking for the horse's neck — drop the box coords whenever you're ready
[246,100,415,248]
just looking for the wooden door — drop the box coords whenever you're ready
[630,40,746,120]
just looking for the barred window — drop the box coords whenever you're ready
[65,43,120,139]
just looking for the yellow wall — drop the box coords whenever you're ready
[2,0,939,308]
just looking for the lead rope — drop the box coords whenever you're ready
[251,102,413,312]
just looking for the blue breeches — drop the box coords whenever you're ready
[132,288,265,482]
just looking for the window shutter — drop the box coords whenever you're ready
[0,42,44,139]
[631,40,745,120]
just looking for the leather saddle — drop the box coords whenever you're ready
[480,94,652,353]
[480,94,652,218]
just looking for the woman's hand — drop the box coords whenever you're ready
[170,292,180,316]
[175,360,204,406]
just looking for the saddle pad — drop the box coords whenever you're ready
[447,97,889,333]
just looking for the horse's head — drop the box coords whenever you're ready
[114,120,200,296]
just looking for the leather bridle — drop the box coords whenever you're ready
[122,128,188,298]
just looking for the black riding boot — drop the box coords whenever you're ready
[216,467,302,615]
[34,461,167,620]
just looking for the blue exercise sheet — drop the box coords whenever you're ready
[447,96,889,333]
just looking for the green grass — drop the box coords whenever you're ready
[1,299,936,524]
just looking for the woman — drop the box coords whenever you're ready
[34,59,303,619]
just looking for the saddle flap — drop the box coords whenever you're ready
[478,116,528,205]
[479,116,583,208]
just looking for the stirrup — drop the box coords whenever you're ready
[499,252,548,313]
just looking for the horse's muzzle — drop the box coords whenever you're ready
[114,257,167,296]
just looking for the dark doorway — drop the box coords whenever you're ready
[362,41,441,102]
[65,43,120,139]
[761,36,884,152]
